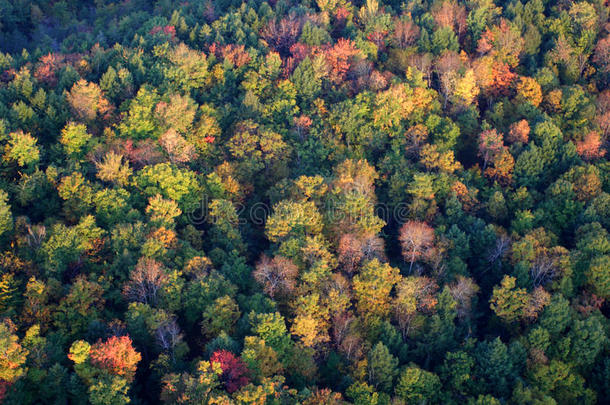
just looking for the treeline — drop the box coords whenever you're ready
[0,0,609,404]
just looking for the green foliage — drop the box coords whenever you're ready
[0,0,608,403]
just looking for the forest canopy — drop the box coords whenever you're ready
[0,0,609,403]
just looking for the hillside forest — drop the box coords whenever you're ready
[0,0,610,404]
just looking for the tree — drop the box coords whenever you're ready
[253,256,299,299]
[5,130,39,167]
[265,200,323,243]
[57,172,95,221]
[0,320,28,383]
[0,190,13,237]
[507,120,530,144]
[324,39,361,84]
[515,77,542,107]
[485,148,514,185]
[576,132,605,161]
[449,276,480,321]
[261,16,302,56]
[474,338,523,398]
[586,256,610,299]
[477,129,504,170]
[353,259,401,319]
[209,350,250,393]
[66,79,112,124]
[241,336,283,381]
[60,122,91,157]
[146,194,182,228]
[89,336,141,382]
[160,361,224,404]
[164,43,211,92]
[453,69,480,107]
[159,129,197,164]
[399,221,435,273]
[55,276,105,337]
[593,35,610,74]
[118,87,161,139]
[201,295,241,338]
[489,276,528,323]
[392,16,420,48]
[154,93,197,135]
[88,375,130,405]
[290,293,330,348]
[123,258,168,306]
[95,151,132,187]
[395,366,441,403]
[393,276,438,337]
[135,163,202,212]
[42,215,104,275]
[367,342,398,393]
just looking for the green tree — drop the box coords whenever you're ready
[395,365,441,403]
[135,163,202,212]
[489,275,529,323]
[367,342,398,393]
[0,189,13,237]
[60,122,91,157]
[5,130,39,167]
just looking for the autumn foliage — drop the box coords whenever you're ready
[89,336,141,381]
[209,350,250,393]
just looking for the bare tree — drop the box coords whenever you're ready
[399,221,435,273]
[156,317,183,354]
[253,255,298,298]
[123,258,168,306]
[449,276,480,320]
[530,256,559,287]
[487,234,511,269]
[26,224,46,249]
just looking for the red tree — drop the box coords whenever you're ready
[478,129,504,169]
[593,35,610,74]
[89,336,141,381]
[210,350,250,393]
[576,131,606,161]
[507,120,530,144]
[487,62,516,97]
[325,39,360,84]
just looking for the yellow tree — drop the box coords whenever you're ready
[353,259,401,319]
[489,276,529,323]
[515,76,542,107]
[290,293,330,348]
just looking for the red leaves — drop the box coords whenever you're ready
[507,120,530,144]
[210,350,249,393]
[89,336,141,381]
[593,35,610,73]
[576,131,606,161]
[489,62,516,97]
[150,25,176,38]
[221,44,251,68]
[325,39,360,84]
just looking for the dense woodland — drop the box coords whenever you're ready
[0,0,609,403]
